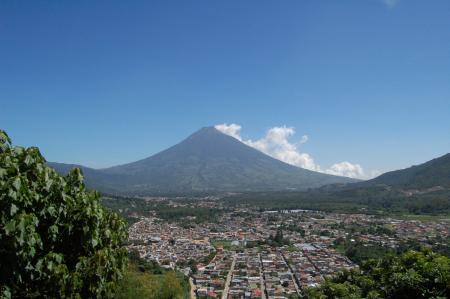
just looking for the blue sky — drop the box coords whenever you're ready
[1,0,449,178]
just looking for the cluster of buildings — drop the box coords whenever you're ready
[227,249,264,298]
[389,218,450,242]
[126,204,450,298]
[283,245,354,288]
[260,249,299,298]
[194,250,233,298]
[194,247,302,299]
[128,218,214,268]
[192,245,354,298]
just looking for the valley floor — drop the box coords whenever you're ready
[124,198,450,298]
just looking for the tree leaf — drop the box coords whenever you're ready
[10,203,18,216]
[12,177,21,191]
[4,220,16,235]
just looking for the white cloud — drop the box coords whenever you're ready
[299,135,309,144]
[215,123,377,179]
[244,126,320,172]
[383,0,400,8]
[214,123,243,141]
[325,162,364,179]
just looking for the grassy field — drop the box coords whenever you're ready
[393,214,450,222]
[333,243,347,255]
[114,264,190,299]
[210,239,239,250]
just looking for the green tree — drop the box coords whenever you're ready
[0,130,128,298]
[274,228,284,243]
[158,272,183,299]
[306,249,450,298]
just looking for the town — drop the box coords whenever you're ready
[126,200,450,299]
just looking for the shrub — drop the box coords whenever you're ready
[306,249,450,298]
[0,130,128,298]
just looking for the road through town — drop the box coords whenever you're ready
[221,253,236,299]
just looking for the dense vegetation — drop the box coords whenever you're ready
[306,249,450,298]
[266,228,291,247]
[0,130,128,298]
[100,195,152,225]
[154,205,222,224]
[114,251,189,299]
[358,153,450,189]
[333,239,395,265]
[333,224,450,264]
[220,151,450,215]
[101,195,224,224]
[221,188,450,215]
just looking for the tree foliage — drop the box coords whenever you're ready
[266,228,290,247]
[0,130,128,298]
[114,259,188,299]
[306,249,450,298]
[222,188,450,215]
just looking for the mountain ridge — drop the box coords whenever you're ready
[49,126,357,194]
[317,152,450,195]
[360,153,450,189]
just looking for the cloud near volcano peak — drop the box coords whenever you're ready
[215,123,373,179]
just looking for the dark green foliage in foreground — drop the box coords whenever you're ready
[0,130,128,298]
[306,249,450,299]
[128,250,164,274]
[432,236,450,257]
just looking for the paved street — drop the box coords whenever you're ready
[189,277,196,299]
[221,253,237,299]
[127,209,440,297]
[258,253,267,299]
[280,250,302,296]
